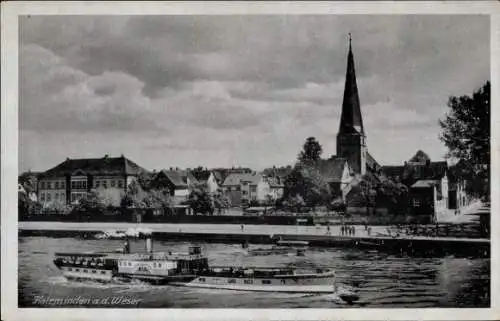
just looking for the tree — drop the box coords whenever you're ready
[213,189,230,214]
[186,183,215,215]
[439,81,490,198]
[282,194,305,213]
[298,137,323,162]
[283,163,331,210]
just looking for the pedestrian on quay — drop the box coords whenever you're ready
[341,225,345,236]
[241,224,244,231]
[367,227,372,236]
[327,225,331,235]
[352,226,356,236]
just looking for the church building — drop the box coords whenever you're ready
[321,35,468,221]
[317,35,381,201]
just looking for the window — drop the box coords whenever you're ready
[101,271,106,274]
[61,181,65,189]
[102,181,107,189]
[111,180,116,188]
[40,193,45,201]
[47,182,52,189]
[47,193,51,201]
[40,182,45,189]
[244,280,253,284]
[118,180,124,188]
[83,269,88,273]
[75,269,80,272]
[92,270,97,274]
[250,186,257,193]
[242,191,248,196]
[228,279,236,284]
[412,198,421,208]
[55,182,59,189]
[262,280,271,285]
[55,193,59,200]
[68,268,73,271]
[198,278,205,282]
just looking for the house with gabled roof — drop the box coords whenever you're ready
[37,154,147,206]
[222,172,271,206]
[151,168,198,204]
[191,170,219,194]
[381,150,452,222]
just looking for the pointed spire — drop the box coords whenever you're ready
[339,33,364,135]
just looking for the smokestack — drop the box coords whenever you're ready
[145,237,153,253]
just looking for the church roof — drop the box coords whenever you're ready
[315,158,349,183]
[339,36,364,135]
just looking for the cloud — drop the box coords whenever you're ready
[19,15,490,171]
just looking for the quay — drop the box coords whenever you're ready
[19,221,490,258]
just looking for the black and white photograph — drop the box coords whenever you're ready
[1,2,498,320]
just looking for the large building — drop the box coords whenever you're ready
[37,155,146,207]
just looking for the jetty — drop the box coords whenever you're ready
[19,221,490,258]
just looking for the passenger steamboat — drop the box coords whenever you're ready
[53,238,359,303]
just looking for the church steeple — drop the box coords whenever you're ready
[336,34,367,176]
[339,33,364,135]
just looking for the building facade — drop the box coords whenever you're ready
[37,155,145,207]
[222,173,272,206]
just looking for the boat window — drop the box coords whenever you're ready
[68,268,72,271]
[92,270,97,274]
[228,279,236,283]
[262,280,271,284]
[198,278,205,282]
[101,271,106,274]
[75,269,80,272]
[244,280,253,284]
[83,269,88,273]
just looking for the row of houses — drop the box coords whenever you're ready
[21,155,287,208]
[21,149,472,221]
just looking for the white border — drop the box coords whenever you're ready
[2,2,499,321]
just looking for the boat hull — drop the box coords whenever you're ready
[169,281,335,293]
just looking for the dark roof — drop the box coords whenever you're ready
[262,166,293,178]
[222,173,263,186]
[339,39,364,135]
[192,170,212,182]
[381,165,405,179]
[315,158,348,183]
[382,161,448,182]
[366,152,381,171]
[39,155,147,178]
[156,170,197,188]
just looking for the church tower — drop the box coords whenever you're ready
[336,34,367,176]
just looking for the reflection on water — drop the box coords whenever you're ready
[18,237,490,308]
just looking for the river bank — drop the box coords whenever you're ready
[19,221,490,258]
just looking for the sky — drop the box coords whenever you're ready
[19,15,490,172]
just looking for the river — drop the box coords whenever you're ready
[18,236,490,308]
